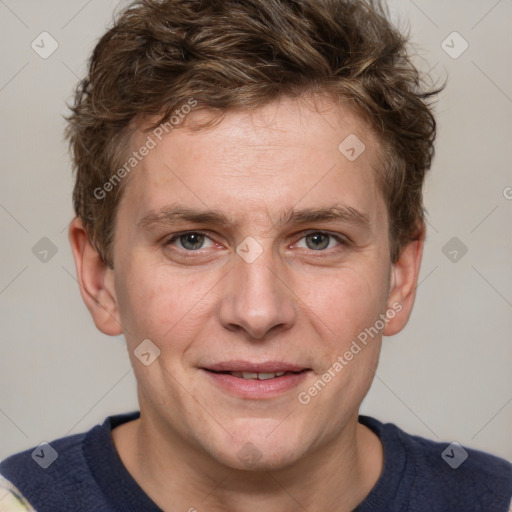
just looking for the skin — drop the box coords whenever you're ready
[69,95,424,512]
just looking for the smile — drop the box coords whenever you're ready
[210,370,303,380]
[201,367,311,399]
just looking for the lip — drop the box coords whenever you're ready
[202,360,309,373]
[200,361,311,399]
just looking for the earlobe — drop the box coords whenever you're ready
[383,224,425,336]
[68,217,123,336]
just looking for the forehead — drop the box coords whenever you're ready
[119,96,386,230]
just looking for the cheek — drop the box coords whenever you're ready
[301,263,389,339]
[115,259,218,350]
[294,268,386,414]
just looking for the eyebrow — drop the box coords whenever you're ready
[137,204,371,231]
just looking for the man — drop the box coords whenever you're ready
[1,0,511,510]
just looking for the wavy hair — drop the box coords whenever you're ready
[66,0,443,266]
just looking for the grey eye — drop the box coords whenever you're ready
[297,232,340,251]
[167,232,214,251]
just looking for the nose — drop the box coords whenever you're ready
[217,243,296,340]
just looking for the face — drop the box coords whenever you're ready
[106,96,403,470]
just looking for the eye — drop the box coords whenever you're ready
[295,231,344,251]
[165,232,215,251]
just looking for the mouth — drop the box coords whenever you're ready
[200,361,311,398]
[204,369,309,380]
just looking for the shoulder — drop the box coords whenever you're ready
[0,428,87,477]
[0,412,140,511]
[0,476,35,511]
[398,425,512,481]
[0,431,88,510]
[362,416,512,511]
[407,434,512,511]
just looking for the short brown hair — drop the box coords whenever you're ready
[66,0,442,267]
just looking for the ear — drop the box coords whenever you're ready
[383,223,425,336]
[68,217,123,336]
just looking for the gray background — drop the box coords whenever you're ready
[1,0,511,462]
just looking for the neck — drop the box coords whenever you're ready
[112,411,383,512]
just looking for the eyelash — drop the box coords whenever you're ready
[163,230,350,256]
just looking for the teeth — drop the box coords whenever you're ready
[257,372,286,380]
[229,371,287,380]
[240,372,258,379]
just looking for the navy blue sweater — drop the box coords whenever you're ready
[1,412,511,511]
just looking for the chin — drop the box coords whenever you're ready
[211,421,307,471]
[218,446,304,473]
